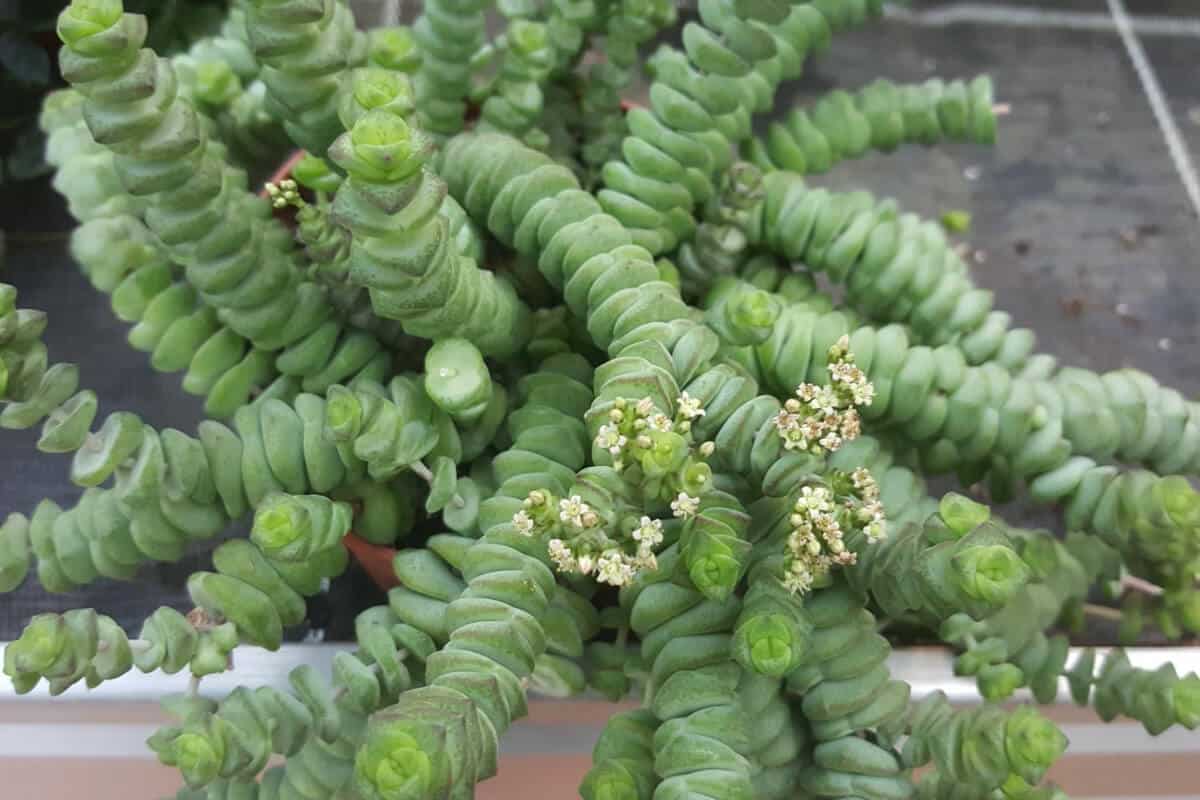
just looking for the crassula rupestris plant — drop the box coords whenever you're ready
[2,1,1199,798]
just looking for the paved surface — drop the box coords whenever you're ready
[2,0,1199,637]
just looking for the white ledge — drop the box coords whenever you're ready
[2,643,1197,703]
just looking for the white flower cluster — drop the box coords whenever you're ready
[773,336,874,454]
[511,488,666,588]
[547,515,663,587]
[851,467,887,543]
[782,469,888,596]
[593,393,709,472]
[516,393,715,589]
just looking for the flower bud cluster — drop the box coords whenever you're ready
[774,336,874,454]
[264,179,303,210]
[782,467,887,595]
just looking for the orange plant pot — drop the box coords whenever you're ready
[342,532,401,590]
[264,148,307,189]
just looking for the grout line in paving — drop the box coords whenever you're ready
[883,2,1200,38]
[1105,0,1200,222]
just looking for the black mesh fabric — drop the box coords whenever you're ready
[0,191,218,636]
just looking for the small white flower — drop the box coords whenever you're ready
[596,549,635,586]
[851,467,873,489]
[671,492,699,519]
[795,383,819,403]
[787,530,816,556]
[801,416,825,442]
[699,441,715,457]
[512,510,535,536]
[852,381,875,407]
[558,495,590,528]
[632,516,664,548]
[647,413,673,432]
[677,391,706,420]
[577,553,596,575]
[595,423,627,455]
[636,397,654,417]
[636,550,658,571]
[811,386,840,416]
[547,539,576,573]
[819,431,843,452]
[865,514,887,543]
[830,361,874,407]
[782,562,814,595]
[796,486,832,514]
[814,511,840,534]
[839,409,862,441]
[774,410,808,451]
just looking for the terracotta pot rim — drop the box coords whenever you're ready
[259,149,307,198]
[343,532,401,590]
